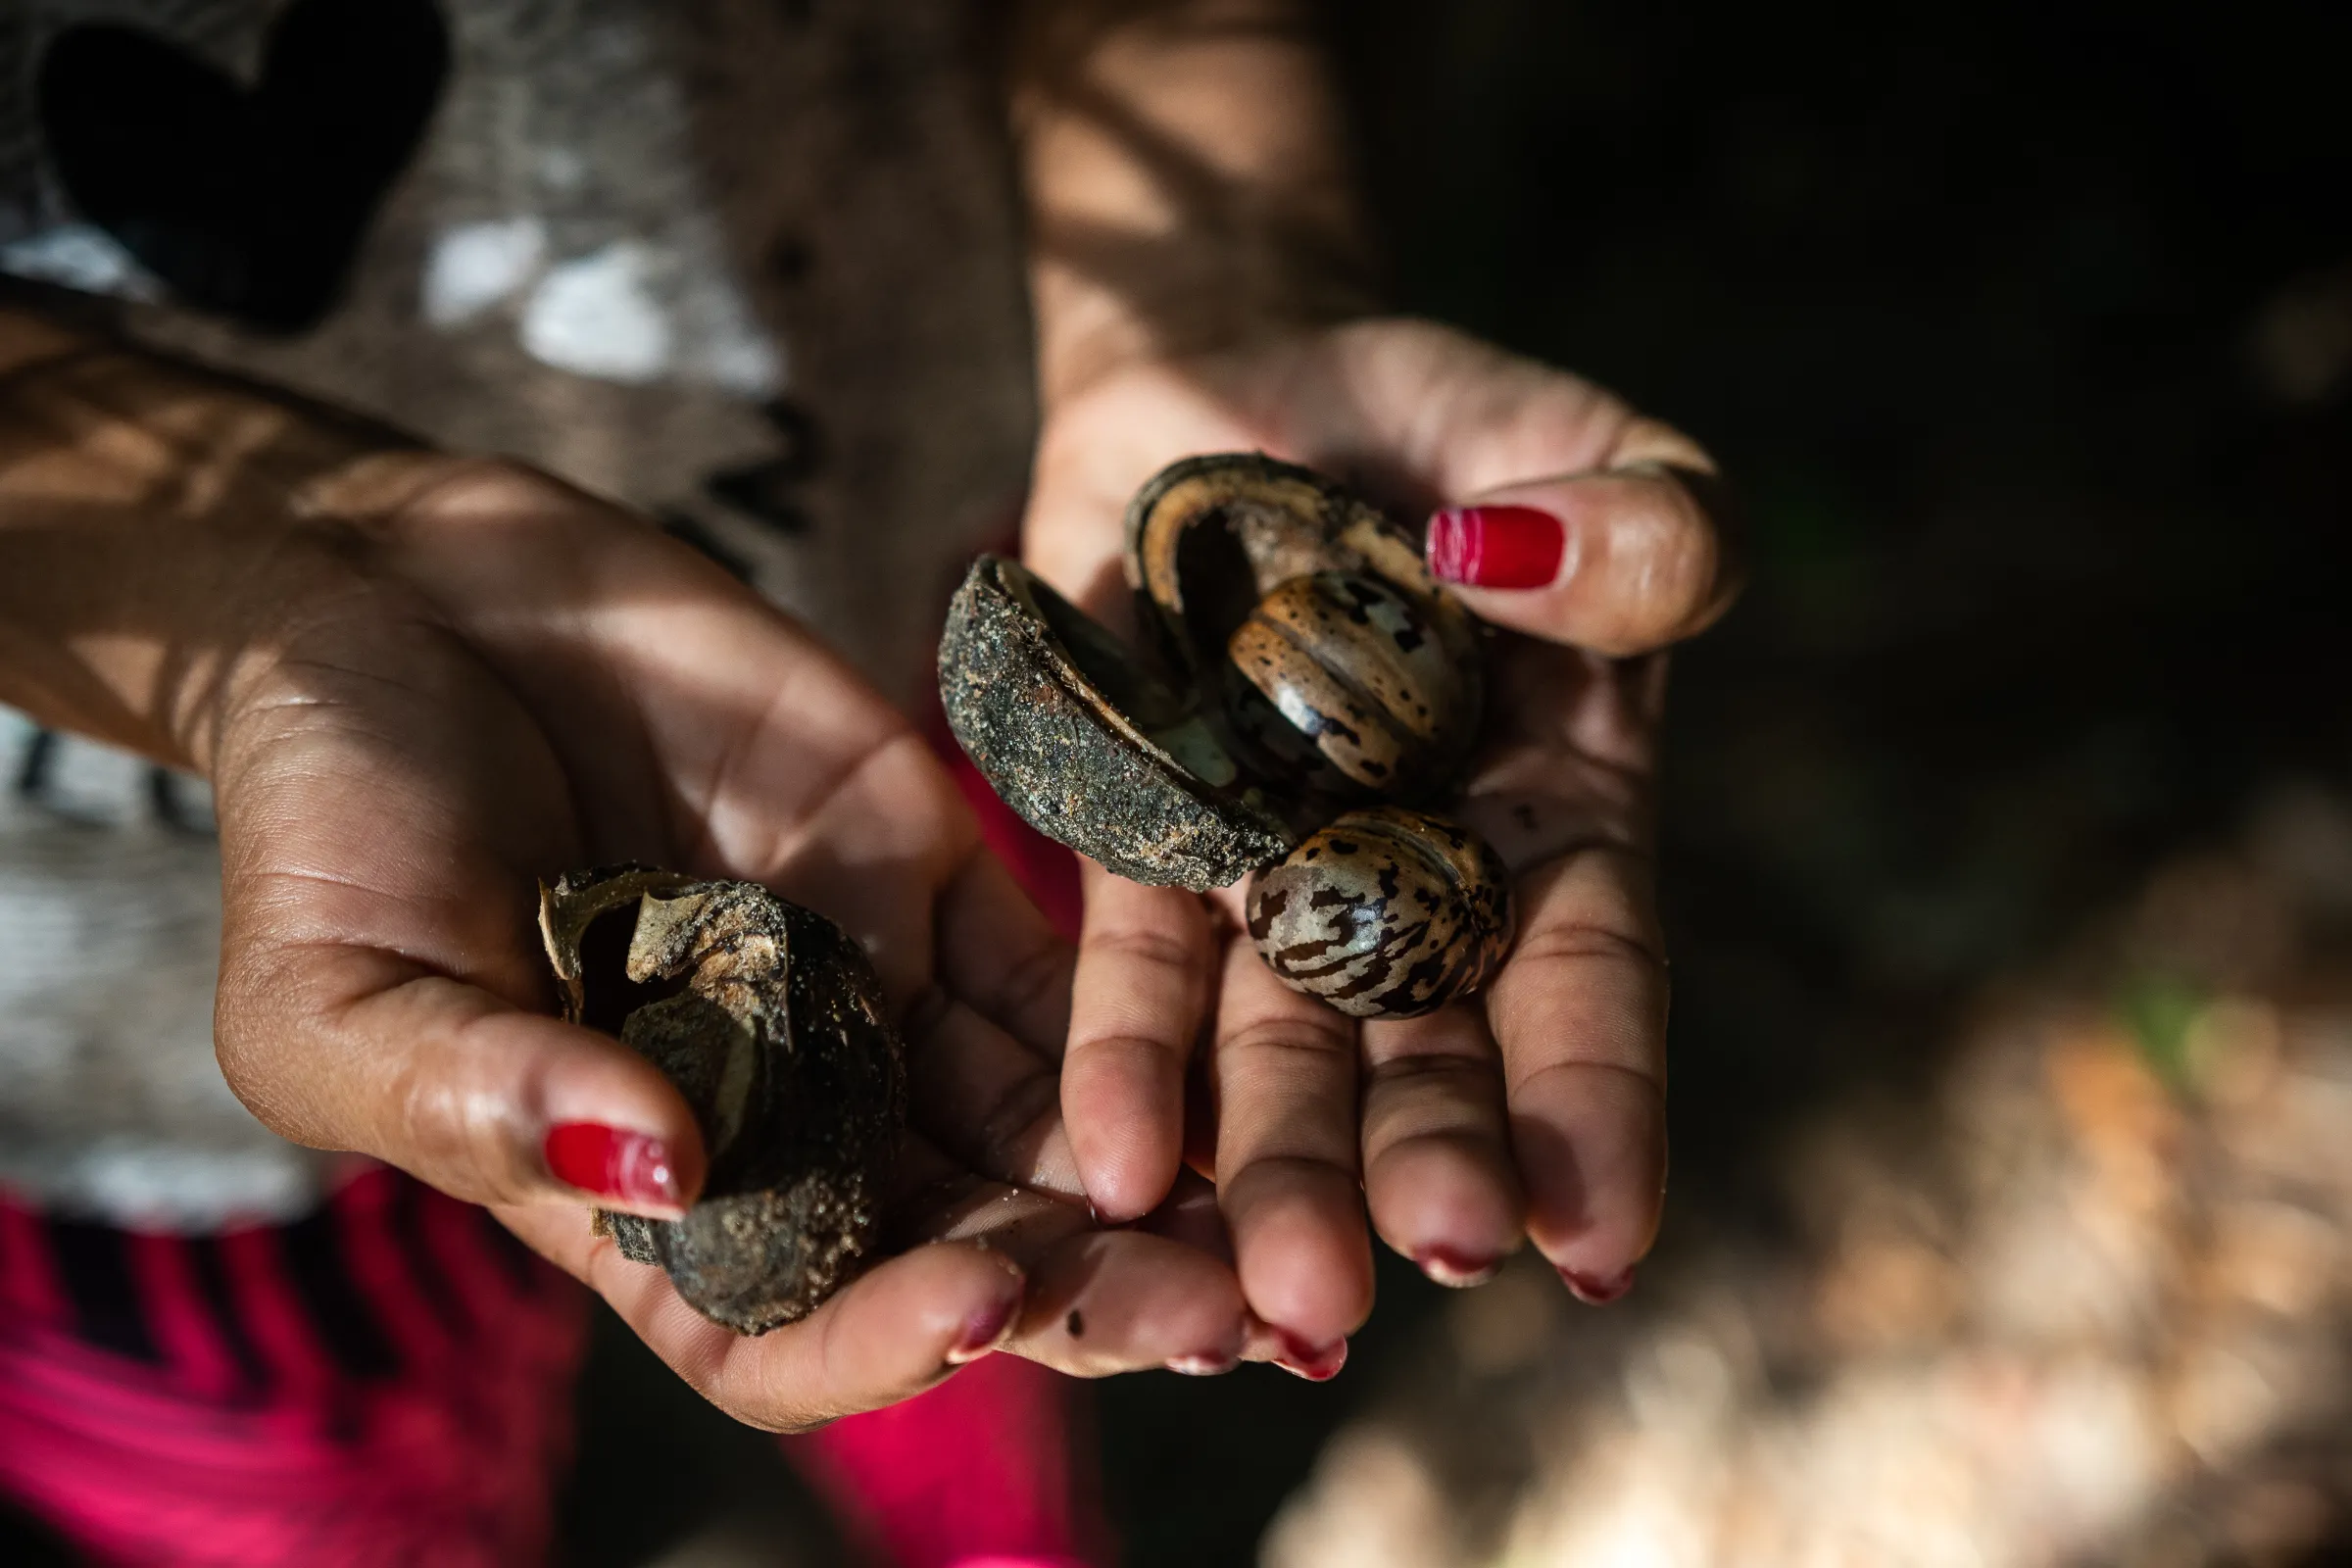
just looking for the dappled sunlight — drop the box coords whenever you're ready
[1268,791,2352,1567]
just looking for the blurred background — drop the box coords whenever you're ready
[563,1,2352,1563]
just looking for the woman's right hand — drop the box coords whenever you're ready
[0,347,1253,1426]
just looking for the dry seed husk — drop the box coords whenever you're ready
[938,555,1298,890]
[539,865,904,1335]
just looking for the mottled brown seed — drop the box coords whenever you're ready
[1246,808,1514,1018]
[1223,570,1479,800]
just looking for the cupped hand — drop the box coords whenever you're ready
[202,458,1249,1426]
[1022,318,1738,1367]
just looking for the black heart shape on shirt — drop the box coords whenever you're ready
[36,0,449,334]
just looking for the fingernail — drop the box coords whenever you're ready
[1272,1330,1348,1382]
[1166,1349,1241,1377]
[1416,1248,1502,1289]
[1558,1264,1636,1305]
[1426,505,1565,589]
[946,1288,1023,1365]
[544,1122,682,1210]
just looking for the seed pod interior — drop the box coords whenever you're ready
[1223,569,1482,800]
[1124,453,1469,686]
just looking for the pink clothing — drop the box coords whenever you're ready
[785,706,1101,1568]
[0,1169,586,1565]
[0,1170,1104,1568]
[0,719,1105,1568]
[789,1354,1103,1568]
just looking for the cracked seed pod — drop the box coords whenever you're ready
[1126,453,1484,727]
[539,866,905,1335]
[1246,807,1514,1018]
[939,453,1512,1016]
[939,555,1300,890]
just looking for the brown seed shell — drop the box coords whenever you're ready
[1245,808,1514,1018]
[1124,453,1444,659]
[938,555,1298,890]
[1125,452,1478,675]
[539,865,905,1335]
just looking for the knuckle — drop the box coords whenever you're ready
[1066,1028,1187,1071]
[1615,416,1716,475]
[1605,488,1724,652]
[1217,1015,1356,1069]
[1083,923,1200,975]
[983,937,1072,1028]
[1510,919,1667,975]
[968,1063,1063,1167]
[1509,1055,1666,1108]
[1226,1151,1359,1203]
[1363,1050,1495,1092]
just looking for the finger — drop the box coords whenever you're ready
[1425,455,1739,657]
[1210,940,1374,1363]
[1358,1005,1524,1287]
[895,1139,1250,1377]
[1136,1166,1235,1264]
[903,995,1078,1197]
[936,847,1076,1056]
[498,1200,1030,1432]
[209,628,708,1217]
[1482,843,1670,1299]
[1060,865,1217,1221]
[220,943,709,1216]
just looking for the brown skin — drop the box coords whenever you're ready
[0,338,1250,1422]
[1010,3,1738,1352]
[0,0,1736,1420]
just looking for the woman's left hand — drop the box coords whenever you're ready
[1021,317,1739,1373]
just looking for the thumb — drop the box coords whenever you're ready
[1424,461,1740,656]
[217,940,710,1217]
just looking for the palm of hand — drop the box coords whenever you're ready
[1023,319,1713,1355]
[207,461,1246,1427]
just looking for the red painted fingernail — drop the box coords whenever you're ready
[1558,1265,1637,1305]
[1416,1248,1502,1288]
[544,1123,682,1209]
[1273,1331,1348,1382]
[946,1289,1023,1364]
[1426,505,1565,589]
[1166,1350,1241,1377]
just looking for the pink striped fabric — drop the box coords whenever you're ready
[0,1167,586,1567]
[0,624,1109,1568]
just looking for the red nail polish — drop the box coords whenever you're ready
[946,1291,1022,1364]
[544,1122,682,1209]
[1558,1265,1636,1305]
[1416,1248,1502,1288]
[1273,1331,1348,1382]
[1166,1350,1241,1377]
[1426,505,1566,589]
